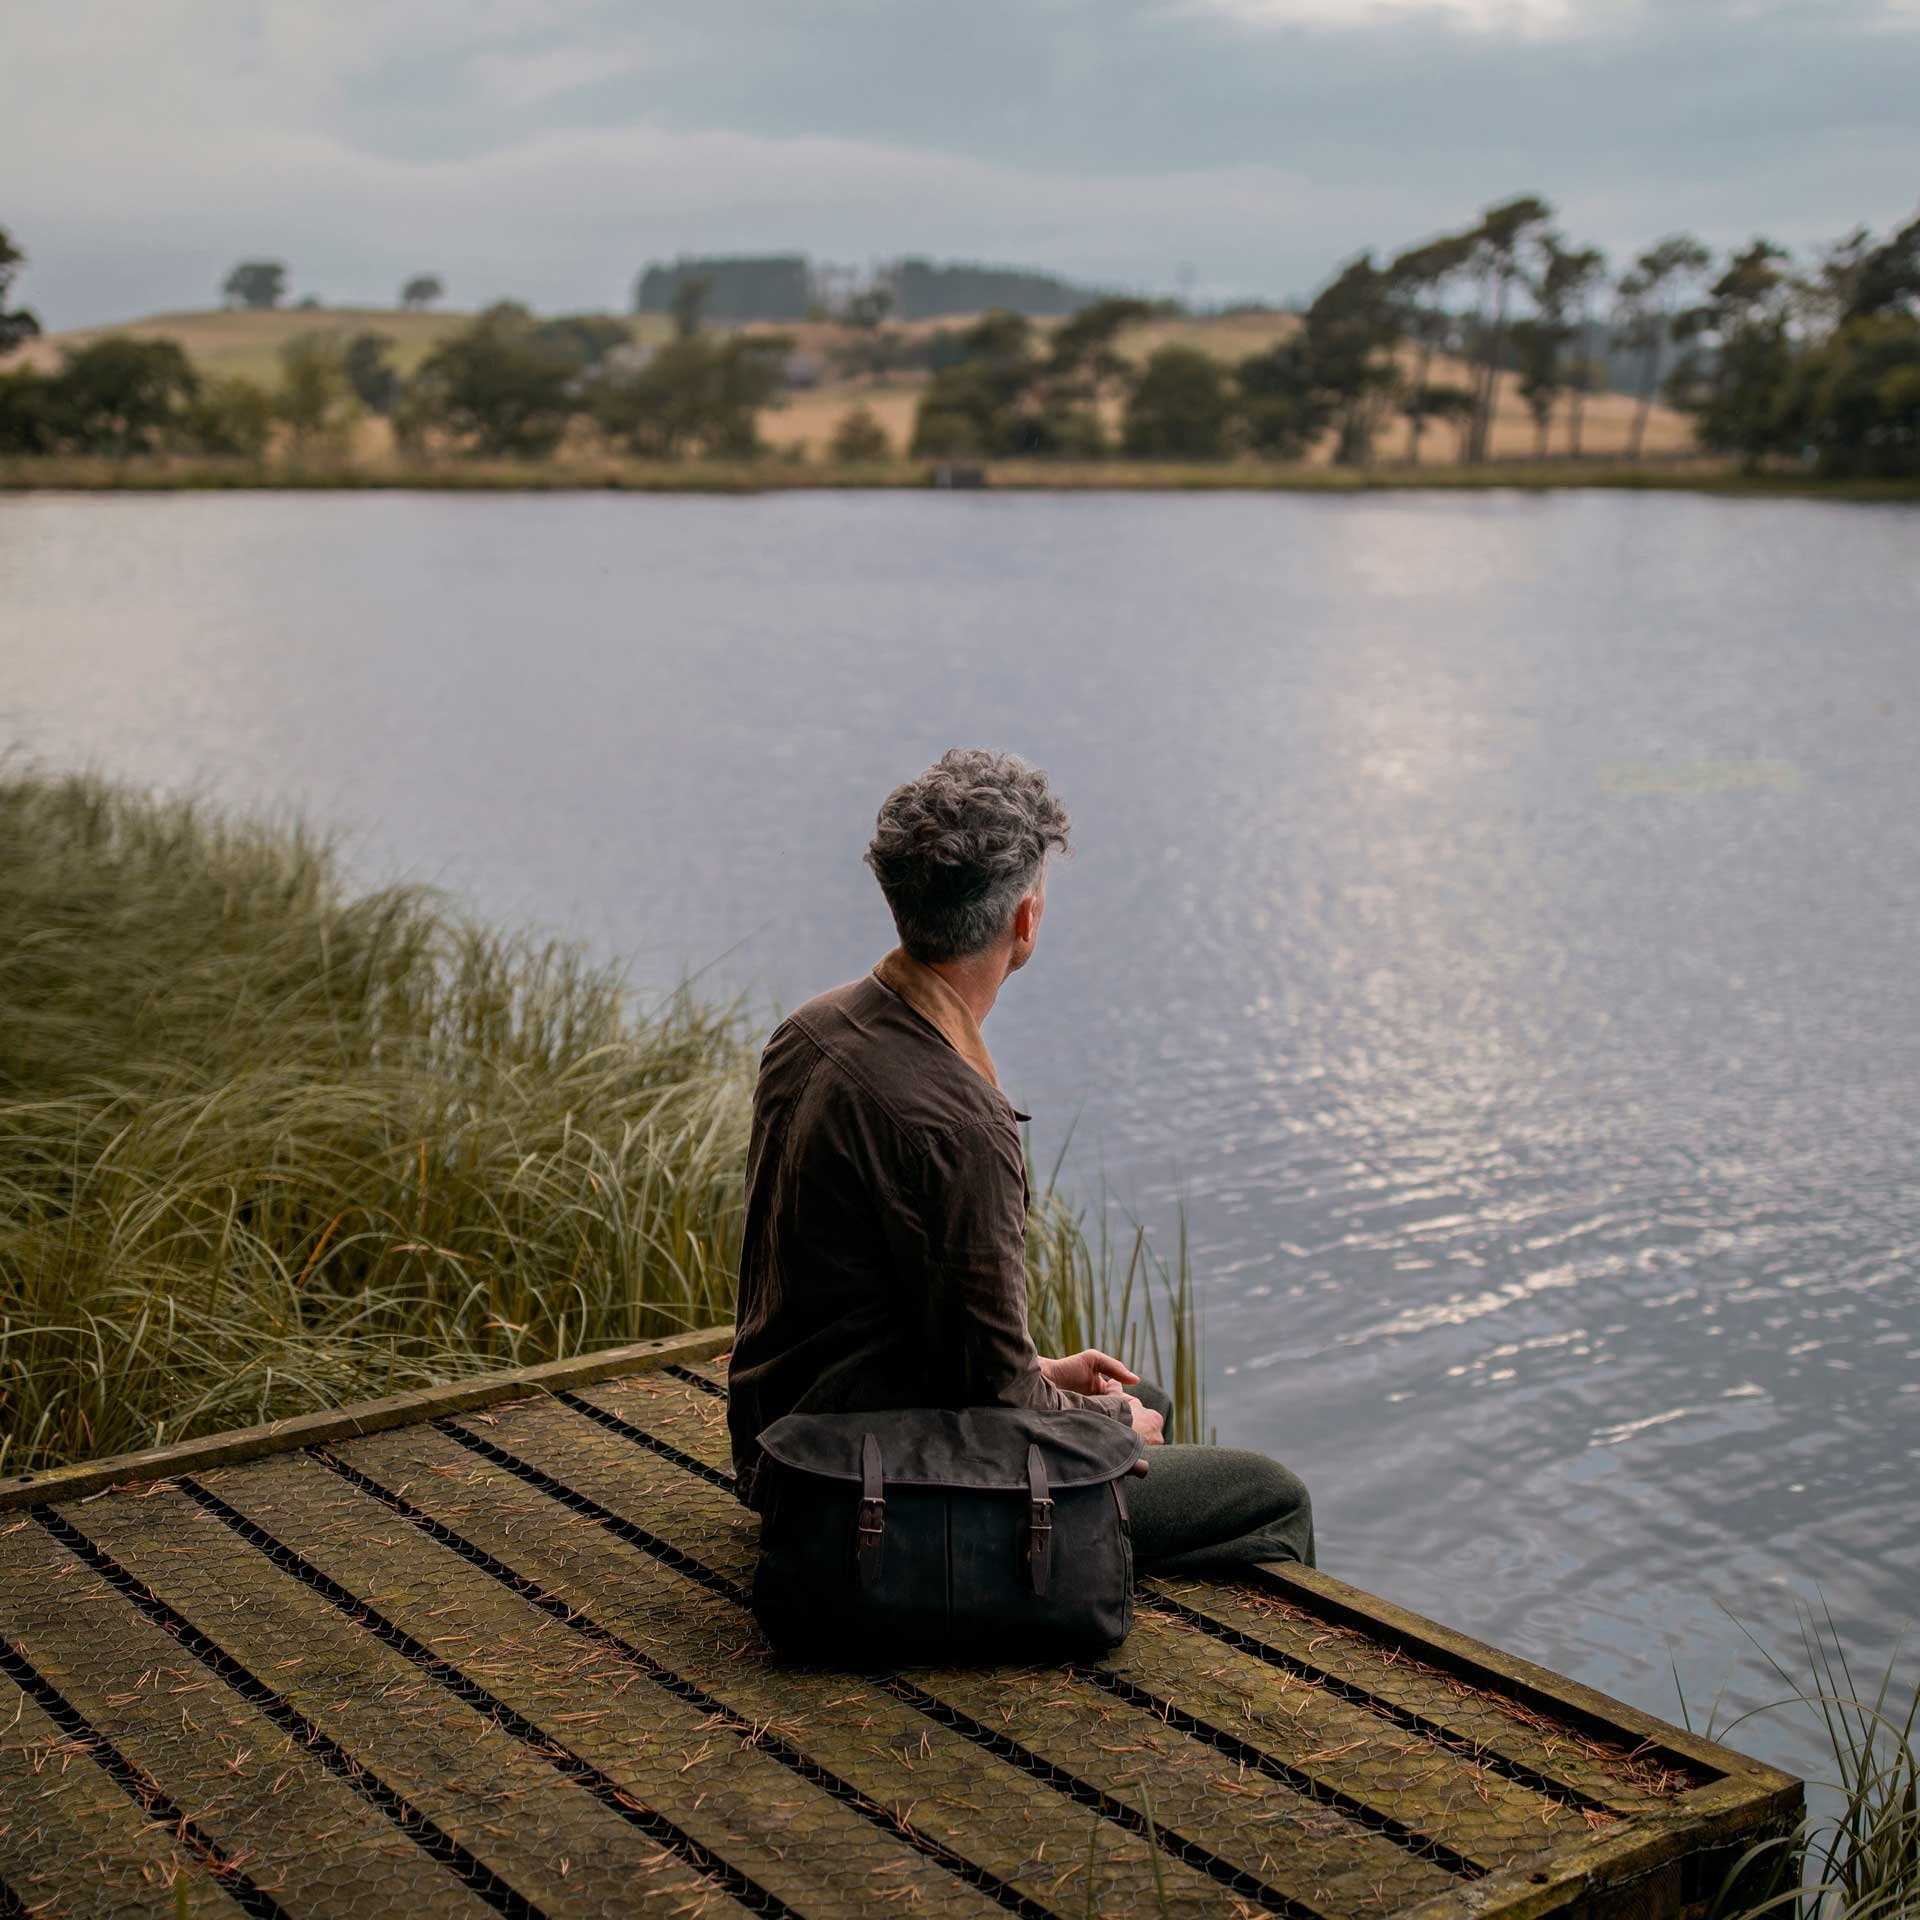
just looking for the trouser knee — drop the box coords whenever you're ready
[1254,1456,1312,1527]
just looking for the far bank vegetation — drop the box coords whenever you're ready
[4,196,1918,479]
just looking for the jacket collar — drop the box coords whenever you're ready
[872,947,1004,1094]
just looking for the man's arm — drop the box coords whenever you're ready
[917,1116,1135,1424]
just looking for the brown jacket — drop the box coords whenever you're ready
[727,948,1132,1492]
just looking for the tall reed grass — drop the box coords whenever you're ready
[0,772,1200,1472]
[1700,1606,1919,1920]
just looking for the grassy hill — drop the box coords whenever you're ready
[19,305,1698,465]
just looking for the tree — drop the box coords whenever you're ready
[909,310,1051,456]
[1671,240,1796,472]
[1387,231,1475,464]
[400,274,445,311]
[1780,314,1920,477]
[1048,298,1153,392]
[530,314,633,372]
[844,285,894,332]
[671,275,714,340]
[1511,318,1567,458]
[1122,346,1231,458]
[1614,234,1710,458]
[411,304,578,457]
[1237,336,1335,460]
[183,376,275,458]
[1792,228,1876,336]
[222,261,288,310]
[1405,382,1477,463]
[1462,195,1554,462]
[0,228,40,355]
[838,283,898,380]
[1547,244,1608,457]
[343,333,400,414]
[275,334,357,454]
[46,338,200,454]
[591,334,789,459]
[1040,296,1154,451]
[1843,214,1920,323]
[1298,256,1402,465]
[1508,234,1596,459]
[829,405,892,463]
[1229,262,1401,466]
[0,369,56,451]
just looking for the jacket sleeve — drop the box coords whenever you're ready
[916,1117,1133,1424]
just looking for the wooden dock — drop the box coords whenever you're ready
[0,1327,1799,1918]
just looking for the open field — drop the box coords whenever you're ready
[19,302,1700,465]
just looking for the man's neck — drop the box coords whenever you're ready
[923,950,1009,1031]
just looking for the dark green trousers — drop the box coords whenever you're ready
[1122,1382,1316,1575]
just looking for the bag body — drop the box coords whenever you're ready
[751,1405,1142,1662]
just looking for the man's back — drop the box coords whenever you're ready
[727,963,1044,1487]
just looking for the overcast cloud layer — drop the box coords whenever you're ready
[7,0,1918,328]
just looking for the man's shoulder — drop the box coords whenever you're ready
[770,973,1012,1141]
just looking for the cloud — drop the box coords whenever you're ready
[3,0,1915,326]
[1186,0,1636,34]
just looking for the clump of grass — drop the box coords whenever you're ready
[0,771,1200,1472]
[1697,1603,1918,1919]
[1025,1136,1206,1439]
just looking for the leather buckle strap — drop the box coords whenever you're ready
[856,1431,886,1586]
[1025,1442,1054,1597]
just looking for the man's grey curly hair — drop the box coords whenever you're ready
[865,748,1071,963]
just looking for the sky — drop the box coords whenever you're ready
[6,0,1918,330]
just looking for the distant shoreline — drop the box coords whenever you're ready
[5,456,1917,504]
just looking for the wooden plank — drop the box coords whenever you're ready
[0,1672,249,1919]
[0,1516,493,1919]
[0,1325,736,1514]
[571,1370,739,1472]
[671,1355,733,1395]
[1146,1580,1691,1816]
[194,1450,1006,1920]
[67,1478,754,1920]
[573,1371,735,1471]
[339,1418,1275,1920]
[1249,1565,1794,1799]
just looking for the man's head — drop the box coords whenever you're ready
[865,749,1070,971]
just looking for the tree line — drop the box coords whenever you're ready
[633,254,1114,323]
[3,199,1916,474]
[904,195,1920,474]
[0,267,789,461]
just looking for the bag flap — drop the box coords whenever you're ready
[756,1406,1143,1491]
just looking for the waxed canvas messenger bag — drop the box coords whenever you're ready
[750,1406,1144,1660]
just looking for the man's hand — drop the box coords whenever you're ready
[1115,1394,1164,1448]
[1039,1348,1140,1398]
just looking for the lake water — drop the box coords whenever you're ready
[4,488,1917,1783]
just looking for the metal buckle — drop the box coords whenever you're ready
[1028,1497,1054,1542]
[857,1496,886,1539]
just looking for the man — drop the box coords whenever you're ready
[729,747,1314,1575]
